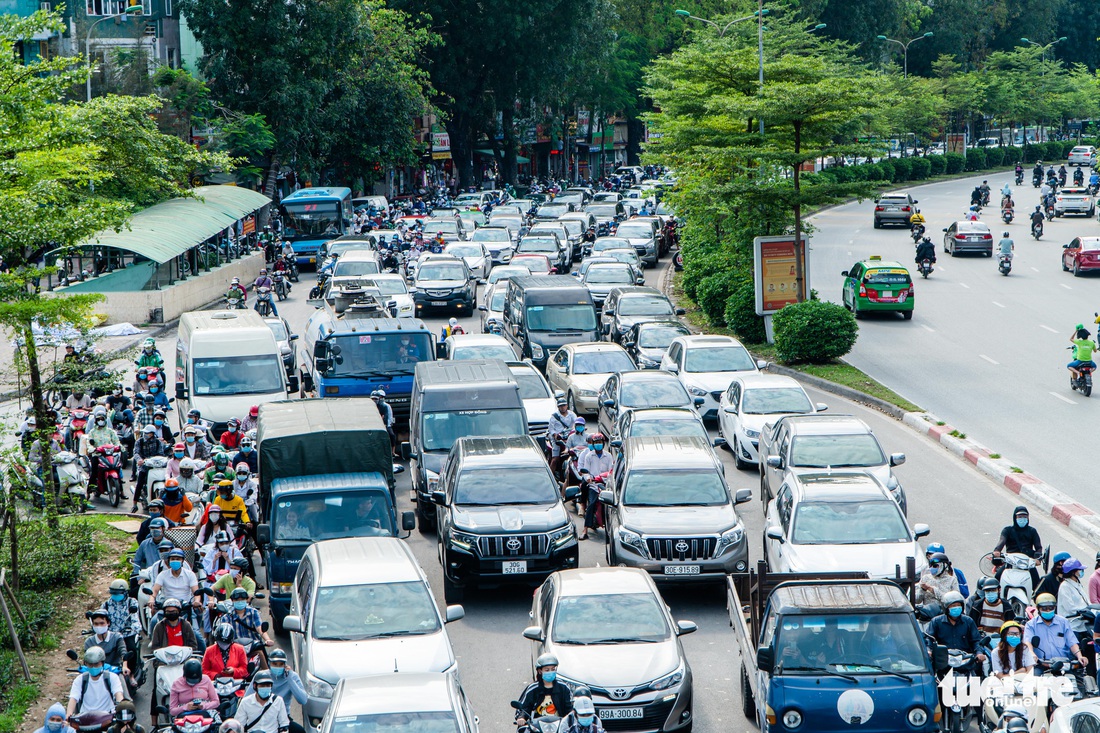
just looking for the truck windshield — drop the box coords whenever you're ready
[789,435,885,468]
[272,493,394,542]
[552,592,669,644]
[192,355,284,396]
[526,305,597,332]
[775,613,927,674]
[623,469,727,506]
[327,333,433,378]
[329,712,459,733]
[311,581,440,641]
[421,409,528,452]
[454,466,558,505]
[791,500,909,544]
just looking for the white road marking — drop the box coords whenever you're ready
[1031,267,1039,272]
[1062,284,1073,290]
[959,282,970,289]
[1050,392,1077,405]
[921,324,935,333]
[1040,325,1058,333]
[979,354,999,365]
[992,301,1006,308]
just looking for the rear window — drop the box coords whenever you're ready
[864,268,911,286]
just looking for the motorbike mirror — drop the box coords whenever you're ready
[261,621,269,632]
[511,701,524,711]
[66,649,79,661]
[932,645,949,671]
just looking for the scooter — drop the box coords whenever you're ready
[55,450,89,512]
[511,701,563,733]
[1071,360,1095,397]
[983,549,1048,617]
[1033,172,1043,188]
[91,444,124,507]
[272,271,289,301]
[1031,221,1043,240]
[147,645,195,724]
[1001,207,1014,224]
[224,291,246,310]
[911,224,926,243]
[212,674,245,719]
[918,259,934,279]
[998,253,1013,276]
[65,408,89,452]
[67,711,114,733]
[255,286,274,317]
[1016,170,1024,186]
[144,455,169,504]
[940,648,981,733]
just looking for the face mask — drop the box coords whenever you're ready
[1016,517,1028,528]
[218,544,230,552]
[1040,610,1056,621]
[242,446,253,453]
[237,473,248,480]
[216,641,230,650]
[230,569,240,577]
[93,624,108,635]
[233,601,248,611]
[256,687,272,700]
[542,671,557,683]
[1006,635,1021,648]
[150,511,162,519]
[577,716,594,727]
[930,565,942,576]
[96,419,106,426]
[169,560,183,571]
[575,427,584,433]
[155,420,164,426]
[1077,571,1085,581]
[271,666,286,678]
[187,418,196,425]
[87,666,103,676]
[228,426,237,433]
[174,452,184,459]
[164,611,180,621]
[186,436,195,444]
[150,387,159,394]
[47,721,63,732]
[152,531,164,541]
[985,592,999,603]
[948,606,962,618]
[593,444,604,452]
[111,592,126,602]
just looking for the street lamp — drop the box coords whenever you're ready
[876,31,933,79]
[1019,37,1066,141]
[85,3,143,103]
[808,23,826,32]
[674,7,765,38]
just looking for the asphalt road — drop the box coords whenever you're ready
[807,168,1100,505]
[118,252,1098,733]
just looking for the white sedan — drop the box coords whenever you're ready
[444,242,491,282]
[718,374,826,469]
[443,333,518,361]
[360,274,415,318]
[659,335,763,420]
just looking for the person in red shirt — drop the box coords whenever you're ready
[219,419,242,451]
[202,624,249,680]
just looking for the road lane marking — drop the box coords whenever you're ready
[992,301,1006,308]
[1040,325,1058,333]
[1050,392,1077,405]
[921,324,935,333]
[959,283,970,289]
[1031,267,1040,272]
[1061,284,1072,290]
[979,354,999,365]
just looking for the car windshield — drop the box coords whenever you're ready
[418,263,467,281]
[540,204,570,216]
[774,613,927,674]
[193,355,284,396]
[334,260,380,277]
[637,325,688,349]
[446,245,481,259]
[741,388,813,415]
[616,224,652,238]
[622,469,727,506]
[552,592,670,644]
[572,350,634,374]
[488,267,529,284]
[792,500,909,544]
[863,270,910,286]
[559,221,583,236]
[421,409,528,452]
[265,321,288,341]
[283,201,342,239]
[604,250,640,266]
[326,333,432,377]
[513,371,551,399]
[452,344,516,361]
[619,379,690,408]
[519,239,557,253]
[789,434,886,468]
[593,239,630,252]
[684,345,756,373]
[474,229,510,242]
[589,205,619,217]
[627,418,706,439]
[513,257,550,273]
[526,305,598,332]
[424,220,459,234]
[362,278,408,296]
[328,712,459,733]
[619,296,674,317]
[311,581,440,641]
[489,289,506,311]
[273,492,394,543]
[585,267,633,284]
[454,466,558,505]
[328,240,375,257]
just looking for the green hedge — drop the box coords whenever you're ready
[724,284,767,345]
[928,155,947,175]
[773,300,859,364]
[944,153,965,174]
[964,148,986,171]
[878,159,896,182]
[696,271,741,326]
[985,148,1005,167]
[910,157,932,179]
[892,157,913,181]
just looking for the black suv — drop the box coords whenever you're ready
[431,436,579,602]
[601,286,684,344]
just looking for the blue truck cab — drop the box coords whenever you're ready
[280,187,353,267]
[299,302,434,422]
[731,564,939,733]
[256,399,415,629]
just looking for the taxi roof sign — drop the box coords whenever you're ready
[869,255,882,260]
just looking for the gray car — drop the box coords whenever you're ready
[523,567,697,733]
[320,674,479,733]
[943,220,993,257]
[614,220,660,267]
[873,192,919,228]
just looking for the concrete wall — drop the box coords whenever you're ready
[59,253,264,325]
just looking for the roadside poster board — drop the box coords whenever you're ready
[431,131,451,160]
[754,235,809,316]
[947,133,966,155]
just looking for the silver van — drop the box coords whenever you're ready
[283,538,464,732]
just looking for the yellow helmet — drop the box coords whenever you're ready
[1035,593,1057,607]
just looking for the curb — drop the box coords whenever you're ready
[764,363,907,420]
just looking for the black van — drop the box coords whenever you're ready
[402,359,528,530]
[502,275,599,370]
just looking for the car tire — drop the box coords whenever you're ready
[417,499,436,533]
[902,311,913,321]
[443,572,464,604]
[943,240,949,254]
[852,302,862,319]
[567,392,578,415]
[1075,263,1082,278]
[733,438,750,470]
[873,219,881,229]
[607,540,619,567]
[1064,258,1070,272]
[740,664,756,720]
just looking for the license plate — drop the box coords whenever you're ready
[309,257,316,264]
[664,564,700,575]
[502,560,527,574]
[886,207,898,211]
[431,300,449,306]
[881,291,892,297]
[599,708,644,720]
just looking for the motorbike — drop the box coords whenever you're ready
[55,450,89,512]
[67,711,114,733]
[309,268,331,300]
[918,259,934,279]
[998,253,1013,276]
[113,416,134,464]
[940,648,981,733]
[144,455,169,505]
[1033,652,1085,713]
[981,189,991,207]
[91,444,124,507]
[1015,169,1024,185]
[147,645,196,719]
[212,674,245,719]
[272,271,289,301]
[981,549,1048,617]
[65,408,89,452]
[1071,360,1095,397]
[1001,207,1014,224]
[511,701,562,733]
[1031,221,1043,240]
[255,287,274,317]
[1033,171,1043,188]
[911,224,926,243]
[224,291,246,310]
[1044,201,1056,222]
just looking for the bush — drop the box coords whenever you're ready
[10,521,95,591]
[985,147,1005,167]
[964,148,986,171]
[1022,143,1042,163]
[724,284,767,344]
[909,157,932,179]
[927,154,947,175]
[773,300,858,364]
[877,158,896,182]
[696,271,740,326]
[892,157,913,181]
[863,163,886,182]
[1062,140,1078,158]
[1002,146,1023,164]
[1043,141,1063,161]
[944,152,965,174]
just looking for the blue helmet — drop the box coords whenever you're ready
[925,542,945,556]
[1053,551,1072,566]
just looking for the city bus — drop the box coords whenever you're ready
[280,187,353,267]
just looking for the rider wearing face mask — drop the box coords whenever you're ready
[219,419,243,451]
[133,517,170,576]
[515,654,574,727]
[67,646,125,717]
[914,552,959,606]
[993,506,1043,589]
[927,591,986,668]
[35,703,75,733]
[149,550,200,614]
[226,588,275,654]
[245,650,307,733]
[210,557,255,601]
[202,624,249,680]
[84,610,129,678]
[234,671,289,733]
[202,530,243,577]
[559,695,604,733]
[1035,551,1071,602]
[1025,593,1088,668]
[578,433,612,540]
[181,427,210,462]
[232,439,258,475]
[990,621,1035,679]
[1058,558,1090,637]
[966,577,1016,636]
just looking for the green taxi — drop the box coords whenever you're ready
[841,256,914,320]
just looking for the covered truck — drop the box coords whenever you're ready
[256,399,415,628]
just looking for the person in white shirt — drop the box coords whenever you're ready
[149,549,200,610]
[1058,557,1090,635]
[67,647,124,715]
[234,671,289,733]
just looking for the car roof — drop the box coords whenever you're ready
[626,407,702,422]
[734,373,803,390]
[309,538,422,586]
[859,259,907,269]
[1062,187,1089,194]
[783,414,871,435]
[336,249,380,262]
[332,673,456,715]
[789,471,891,501]
[448,334,511,346]
[617,370,682,385]
[567,342,629,354]
[623,435,721,468]
[555,567,656,597]
[675,334,746,349]
[587,262,631,271]
[878,192,910,199]
[454,436,546,467]
[617,287,664,298]
[955,220,991,231]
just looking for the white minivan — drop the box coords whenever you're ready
[175,310,295,433]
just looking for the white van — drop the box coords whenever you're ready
[175,310,295,433]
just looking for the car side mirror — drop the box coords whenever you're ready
[712,437,727,448]
[913,523,930,539]
[445,605,465,623]
[605,309,615,317]
[890,453,906,467]
[478,305,487,311]
[693,397,704,407]
[913,200,919,204]
[431,490,446,506]
[942,228,949,233]
[734,488,751,504]
[676,620,698,636]
[257,524,271,546]
[522,626,545,641]
[766,525,785,543]
[175,384,187,400]
[435,343,447,360]
[666,363,679,374]
[756,360,768,370]
[610,439,623,449]
[932,644,949,671]
[282,615,302,633]
[289,334,298,341]
[1064,243,1071,249]
[675,308,686,315]
[598,489,616,506]
[635,277,645,285]
[564,486,581,501]
[766,455,783,470]
[401,511,416,531]
[286,375,298,394]
[816,403,828,412]
[840,270,848,277]
[602,399,615,408]
[756,646,774,673]
[315,357,331,373]
[400,442,411,461]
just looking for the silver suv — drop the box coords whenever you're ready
[873,192,919,228]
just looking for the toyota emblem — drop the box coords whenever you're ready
[506,538,522,552]
[674,540,689,553]
[610,688,629,700]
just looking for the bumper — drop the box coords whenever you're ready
[1070,259,1100,272]
[444,543,580,587]
[858,297,915,313]
[414,293,473,312]
[305,695,331,733]
[589,678,692,732]
[734,429,761,463]
[611,541,749,580]
[294,252,319,268]
[951,243,992,254]
[1056,206,1092,216]
[633,245,658,266]
[573,393,600,415]
[874,214,911,226]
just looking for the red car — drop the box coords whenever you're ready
[1062,236,1100,276]
[509,253,555,274]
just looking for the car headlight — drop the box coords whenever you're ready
[782,710,803,729]
[578,389,597,397]
[637,356,659,368]
[617,324,631,333]
[305,671,334,699]
[425,469,440,492]
[531,343,545,359]
[886,475,902,501]
[450,530,478,552]
[618,528,650,557]
[649,663,685,691]
[687,386,707,397]
[743,427,760,439]
[550,525,576,547]
[714,523,744,555]
[907,708,928,727]
[555,673,584,693]
[271,582,294,594]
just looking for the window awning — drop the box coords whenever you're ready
[86,185,272,263]
[474,149,530,163]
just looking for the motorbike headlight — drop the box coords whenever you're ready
[450,531,478,552]
[907,707,928,727]
[743,427,760,439]
[531,343,545,360]
[715,523,744,556]
[687,386,707,397]
[618,528,649,557]
[305,671,334,699]
[649,663,685,691]
[782,710,803,729]
[550,525,576,547]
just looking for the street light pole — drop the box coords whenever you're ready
[875,31,933,79]
[1019,37,1066,142]
[85,6,141,103]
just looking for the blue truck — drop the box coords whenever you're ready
[730,562,940,733]
[256,399,415,630]
[298,296,434,422]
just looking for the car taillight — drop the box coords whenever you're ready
[858,284,867,297]
[1057,197,1063,202]
[956,235,966,240]
[906,286,914,296]
[902,206,911,212]
[874,206,884,212]
[982,234,993,240]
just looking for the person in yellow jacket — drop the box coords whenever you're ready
[212,481,251,525]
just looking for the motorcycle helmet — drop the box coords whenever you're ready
[573,697,596,716]
[136,367,148,381]
[269,649,288,664]
[1053,551,1072,566]
[230,557,249,571]
[941,590,964,608]
[227,417,240,430]
[1003,232,1009,238]
[253,670,274,686]
[259,269,268,276]
[1000,620,1023,636]
[978,576,999,592]
[87,608,110,622]
[370,390,386,401]
[230,587,249,601]
[1035,593,1057,608]
[1001,703,1027,721]
[109,579,128,594]
[1006,720,1029,733]
[536,653,559,669]
[157,539,175,554]
[143,338,156,352]
[149,517,168,531]
[84,646,106,665]
[164,478,179,491]
[179,460,195,478]
[556,395,568,407]
[213,624,235,645]
[589,432,606,443]
[183,658,203,684]
[114,701,137,723]
[219,721,244,733]
[214,453,229,470]
[187,408,201,420]
[214,530,231,545]
[235,462,250,475]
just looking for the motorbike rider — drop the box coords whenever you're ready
[132,427,166,513]
[132,517,171,577]
[441,317,465,340]
[149,550,200,613]
[967,577,1016,636]
[998,232,1014,262]
[1057,558,1094,674]
[578,433,612,540]
[202,623,249,681]
[35,703,75,733]
[245,649,306,733]
[253,269,278,317]
[227,278,247,305]
[1035,551,1072,601]
[210,557,256,603]
[67,646,125,717]
[979,180,991,203]
[231,462,260,522]
[990,621,1035,678]
[561,418,589,491]
[202,530,244,578]
[136,338,164,369]
[212,481,251,526]
[1074,167,1085,186]
[232,438,258,475]
[225,588,274,653]
[219,419,242,451]
[106,384,133,423]
[1091,170,1100,194]
[233,671,289,733]
[970,186,984,207]
[914,237,936,266]
[85,407,120,495]
[548,397,578,479]
[1059,164,1068,186]
[1026,593,1089,669]
[177,459,204,498]
[1015,163,1024,181]
[1068,327,1098,384]
[197,503,232,547]
[186,409,217,445]
[84,609,130,677]
[559,695,604,733]
[915,552,959,605]
[515,654,574,727]
[1030,205,1045,235]
[993,506,1043,588]
[908,209,926,234]
[182,427,211,463]
[260,225,277,262]
[240,406,259,435]
[965,206,980,222]
[107,704,145,733]
[145,380,171,412]
[169,658,219,717]
[927,591,986,667]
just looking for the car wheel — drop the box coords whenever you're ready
[873,218,881,229]
[902,310,913,321]
[443,572,465,604]
[740,664,757,720]
[852,302,862,319]
[733,438,750,470]
[567,391,580,415]
[943,240,949,254]
[1064,258,1070,272]
[760,472,769,512]
[417,499,436,533]
[1075,263,1082,278]
[607,540,619,566]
